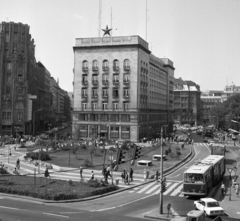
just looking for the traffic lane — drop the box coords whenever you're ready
[167,144,210,182]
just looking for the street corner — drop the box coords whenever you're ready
[144,208,174,221]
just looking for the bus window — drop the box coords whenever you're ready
[184,174,204,183]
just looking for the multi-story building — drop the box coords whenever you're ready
[72,35,174,142]
[174,78,201,125]
[222,83,240,102]
[201,90,222,125]
[0,22,36,135]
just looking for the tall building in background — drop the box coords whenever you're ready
[0,22,36,135]
[0,21,72,136]
[72,35,174,142]
[173,78,201,125]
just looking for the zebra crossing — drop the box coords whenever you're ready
[194,143,239,148]
[128,180,184,197]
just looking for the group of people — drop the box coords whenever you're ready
[121,168,133,184]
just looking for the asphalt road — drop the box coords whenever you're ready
[0,132,216,220]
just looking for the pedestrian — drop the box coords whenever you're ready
[155,170,160,182]
[221,182,225,195]
[44,167,50,178]
[79,165,83,179]
[107,165,112,178]
[16,158,20,170]
[125,172,129,184]
[235,183,239,197]
[91,171,94,180]
[121,170,126,182]
[129,168,133,181]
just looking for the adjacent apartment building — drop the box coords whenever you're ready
[72,35,174,142]
[174,78,201,125]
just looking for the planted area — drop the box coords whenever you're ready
[0,168,118,201]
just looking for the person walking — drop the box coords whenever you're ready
[125,172,129,184]
[44,167,50,178]
[106,165,112,178]
[235,183,239,197]
[129,168,133,182]
[16,158,20,170]
[121,170,126,182]
[79,165,83,179]
[90,171,94,180]
[155,170,160,182]
[221,182,225,195]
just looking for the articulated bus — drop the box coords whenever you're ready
[183,155,225,197]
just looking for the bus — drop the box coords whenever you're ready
[182,155,225,197]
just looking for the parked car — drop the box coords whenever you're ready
[194,198,225,217]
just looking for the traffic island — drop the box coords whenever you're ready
[144,206,178,221]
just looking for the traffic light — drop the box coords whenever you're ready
[132,145,141,160]
[116,149,126,164]
[162,177,167,192]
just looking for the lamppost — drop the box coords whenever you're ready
[33,109,42,135]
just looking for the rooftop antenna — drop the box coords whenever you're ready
[111,7,113,36]
[145,0,148,41]
[98,0,102,37]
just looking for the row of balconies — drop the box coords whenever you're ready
[82,65,130,72]
[82,79,130,86]
[81,94,130,100]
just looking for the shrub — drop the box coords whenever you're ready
[25,152,51,161]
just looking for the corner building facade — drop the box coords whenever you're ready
[72,36,174,142]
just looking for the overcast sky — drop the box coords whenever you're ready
[1,0,240,92]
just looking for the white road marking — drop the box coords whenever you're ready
[145,184,160,194]
[179,192,184,197]
[43,212,69,218]
[168,174,181,178]
[171,184,183,196]
[237,212,240,214]
[137,182,156,193]
[0,205,19,210]
[163,183,179,195]
[128,191,135,193]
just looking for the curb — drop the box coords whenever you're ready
[1,145,195,203]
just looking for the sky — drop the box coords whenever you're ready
[1,0,240,92]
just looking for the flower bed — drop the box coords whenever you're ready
[0,175,119,201]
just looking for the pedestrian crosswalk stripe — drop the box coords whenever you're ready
[179,192,184,197]
[170,184,183,196]
[163,182,179,195]
[145,184,160,194]
[137,182,156,193]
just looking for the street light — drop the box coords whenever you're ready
[33,109,42,135]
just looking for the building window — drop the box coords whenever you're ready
[79,125,88,137]
[103,60,109,68]
[82,103,87,111]
[123,88,129,97]
[110,126,119,139]
[102,103,107,110]
[123,59,130,69]
[121,114,130,122]
[92,102,97,110]
[17,88,23,95]
[2,112,6,120]
[90,114,98,121]
[5,33,10,42]
[93,60,98,68]
[113,59,119,70]
[102,74,108,82]
[113,102,118,111]
[17,112,23,121]
[82,75,87,83]
[6,86,11,94]
[18,74,23,81]
[100,114,108,121]
[7,62,12,70]
[113,74,119,82]
[82,89,87,97]
[110,114,119,122]
[102,88,108,97]
[82,60,88,68]
[124,74,129,82]
[92,88,98,97]
[79,114,88,121]
[113,88,119,98]
[123,102,129,111]
[121,126,130,139]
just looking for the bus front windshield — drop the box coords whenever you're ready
[184,173,204,183]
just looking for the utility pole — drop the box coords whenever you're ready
[159,127,163,214]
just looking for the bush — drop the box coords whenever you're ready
[25,152,51,161]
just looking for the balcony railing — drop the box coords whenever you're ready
[113,65,119,72]
[102,66,109,72]
[81,95,88,101]
[92,66,99,72]
[92,80,98,85]
[123,79,130,85]
[92,94,98,100]
[102,80,109,85]
[113,80,119,85]
[82,81,88,86]
[112,95,119,99]
[82,66,88,72]
[123,94,130,100]
[123,65,130,71]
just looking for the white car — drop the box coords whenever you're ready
[194,198,224,217]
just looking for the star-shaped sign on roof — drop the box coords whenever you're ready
[102,25,112,36]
